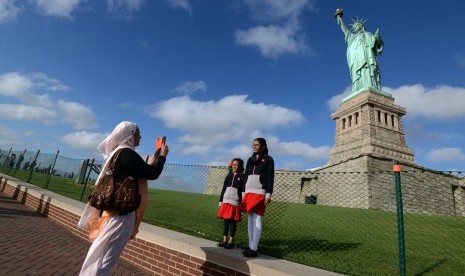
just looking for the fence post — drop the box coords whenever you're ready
[13,149,27,176]
[393,160,406,276]
[3,147,12,168]
[27,150,40,183]
[45,150,60,189]
[80,158,94,201]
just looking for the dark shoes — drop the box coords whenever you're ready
[218,242,235,249]
[242,248,258,257]
[224,243,234,249]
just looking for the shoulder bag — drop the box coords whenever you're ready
[88,149,141,213]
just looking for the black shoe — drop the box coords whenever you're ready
[224,243,235,249]
[243,249,258,257]
[217,242,226,247]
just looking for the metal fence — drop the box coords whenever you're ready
[0,147,464,276]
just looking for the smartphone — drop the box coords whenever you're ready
[155,136,166,150]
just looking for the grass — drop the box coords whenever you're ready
[2,168,464,275]
[146,190,465,276]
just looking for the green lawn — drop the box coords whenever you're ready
[146,189,465,276]
[2,169,464,276]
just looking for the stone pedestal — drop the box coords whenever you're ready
[295,90,464,216]
[327,89,415,166]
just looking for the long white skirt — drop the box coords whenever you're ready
[79,212,135,276]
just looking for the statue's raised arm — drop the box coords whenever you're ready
[335,9,349,37]
[335,8,384,94]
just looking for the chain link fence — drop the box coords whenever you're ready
[1,147,464,275]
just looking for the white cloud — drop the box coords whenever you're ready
[144,93,331,167]
[455,52,465,67]
[117,102,135,109]
[243,0,313,22]
[205,135,330,169]
[327,86,351,112]
[139,40,151,51]
[35,0,81,18]
[0,125,22,148]
[328,84,465,120]
[62,131,109,151]
[426,132,462,141]
[30,73,71,92]
[173,81,206,94]
[57,100,98,130]
[229,144,251,160]
[235,23,309,58]
[427,147,465,162]
[0,72,70,107]
[0,104,57,124]
[181,144,212,155]
[268,137,331,161]
[0,0,22,23]
[235,0,314,58]
[106,0,144,19]
[166,0,191,14]
[0,72,98,130]
[0,72,33,97]
[385,84,465,120]
[144,94,304,146]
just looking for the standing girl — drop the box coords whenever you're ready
[217,158,245,249]
[241,138,274,257]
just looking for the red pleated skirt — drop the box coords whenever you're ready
[217,203,241,222]
[240,193,266,216]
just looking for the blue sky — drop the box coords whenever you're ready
[0,0,464,171]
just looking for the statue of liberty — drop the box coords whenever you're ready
[335,9,384,95]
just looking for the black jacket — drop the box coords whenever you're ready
[113,148,166,181]
[245,153,274,195]
[219,172,245,203]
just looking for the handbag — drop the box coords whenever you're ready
[88,149,141,213]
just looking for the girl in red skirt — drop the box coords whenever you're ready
[217,158,245,249]
[241,138,274,257]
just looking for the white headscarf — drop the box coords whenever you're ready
[97,121,138,160]
[95,121,139,186]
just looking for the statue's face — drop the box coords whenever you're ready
[352,23,363,32]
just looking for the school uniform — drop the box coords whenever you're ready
[241,153,274,216]
[217,172,244,222]
[240,152,274,254]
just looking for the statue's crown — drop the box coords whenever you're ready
[350,17,367,30]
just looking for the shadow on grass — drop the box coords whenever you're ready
[261,237,361,258]
[414,258,447,276]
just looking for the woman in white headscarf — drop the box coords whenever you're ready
[78,121,168,275]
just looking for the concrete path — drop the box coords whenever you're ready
[0,193,149,276]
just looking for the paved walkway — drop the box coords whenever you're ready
[0,193,149,276]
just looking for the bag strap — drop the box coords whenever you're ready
[108,148,124,171]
